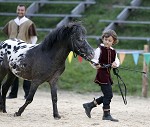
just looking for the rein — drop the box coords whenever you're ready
[101,64,148,104]
[113,68,127,105]
[101,64,127,105]
[119,66,146,74]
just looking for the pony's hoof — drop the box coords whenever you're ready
[0,108,2,112]
[1,110,7,113]
[0,106,7,113]
[14,112,21,117]
[3,110,7,113]
[54,114,61,120]
[0,106,3,112]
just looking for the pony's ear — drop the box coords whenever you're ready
[64,24,73,33]
[66,23,73,29]
[65,25,70,29]
[61,24,72,38]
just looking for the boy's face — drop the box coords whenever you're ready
[102,36,114,48]
[16,6,26,19]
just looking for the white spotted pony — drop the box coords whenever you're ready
[0,22,94,119]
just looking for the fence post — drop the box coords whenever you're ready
[142,45,149,97]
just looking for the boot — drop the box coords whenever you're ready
[83,99,97,118]
[102,109,119,122]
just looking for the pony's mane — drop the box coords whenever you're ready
[40,22,86,50]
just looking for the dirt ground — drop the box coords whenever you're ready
[0,89,150,127]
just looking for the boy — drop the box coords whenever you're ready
[83,29,120,122]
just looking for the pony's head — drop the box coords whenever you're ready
[67,22,94,61]
[41,22,94,61]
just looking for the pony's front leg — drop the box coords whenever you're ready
[0,90,3,111]
[14,82,39,116]
[14,100,31,116]
[50,82,61,119]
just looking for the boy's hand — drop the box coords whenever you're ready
[90,62,101,69]
[111,62,117,68]
[95,64,101,69]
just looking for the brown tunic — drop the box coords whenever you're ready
[94,45,116,85]
[2,19,37,44]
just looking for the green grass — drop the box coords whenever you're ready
[0,0,150,96]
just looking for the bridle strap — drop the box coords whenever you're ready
[71,35,89,60]
[71,36,77,58]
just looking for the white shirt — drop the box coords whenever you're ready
[14,16,29,26]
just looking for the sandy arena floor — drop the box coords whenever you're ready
[0,90,150,127]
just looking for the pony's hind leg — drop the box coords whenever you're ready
[14,81,40,116]
[1,71,16,113]
[0,68,8,112]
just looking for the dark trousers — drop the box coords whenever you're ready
[9,77,31,98]
[96,83,113,109]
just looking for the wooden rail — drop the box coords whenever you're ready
[104,0,142,31]
[113,5,150,10]
[0,25,149,41]
[0,0,96,5]
[57,0,96,27]
[86,35,150,41]
[99,20,150,25]
[0,12,82,18]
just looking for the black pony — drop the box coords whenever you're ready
[0,22,94,119]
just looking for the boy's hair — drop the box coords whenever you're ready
[101,29,119,45]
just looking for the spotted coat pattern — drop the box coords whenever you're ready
[0,38,37,77]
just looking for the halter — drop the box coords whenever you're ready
[71,34,91,61]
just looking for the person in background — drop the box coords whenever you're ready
[2,4,38,99]
[83,29,120,122]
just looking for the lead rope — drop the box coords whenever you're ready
[113,68,127,105]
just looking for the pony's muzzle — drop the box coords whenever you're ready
[86,50,95,61]
[89,50,95,60]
